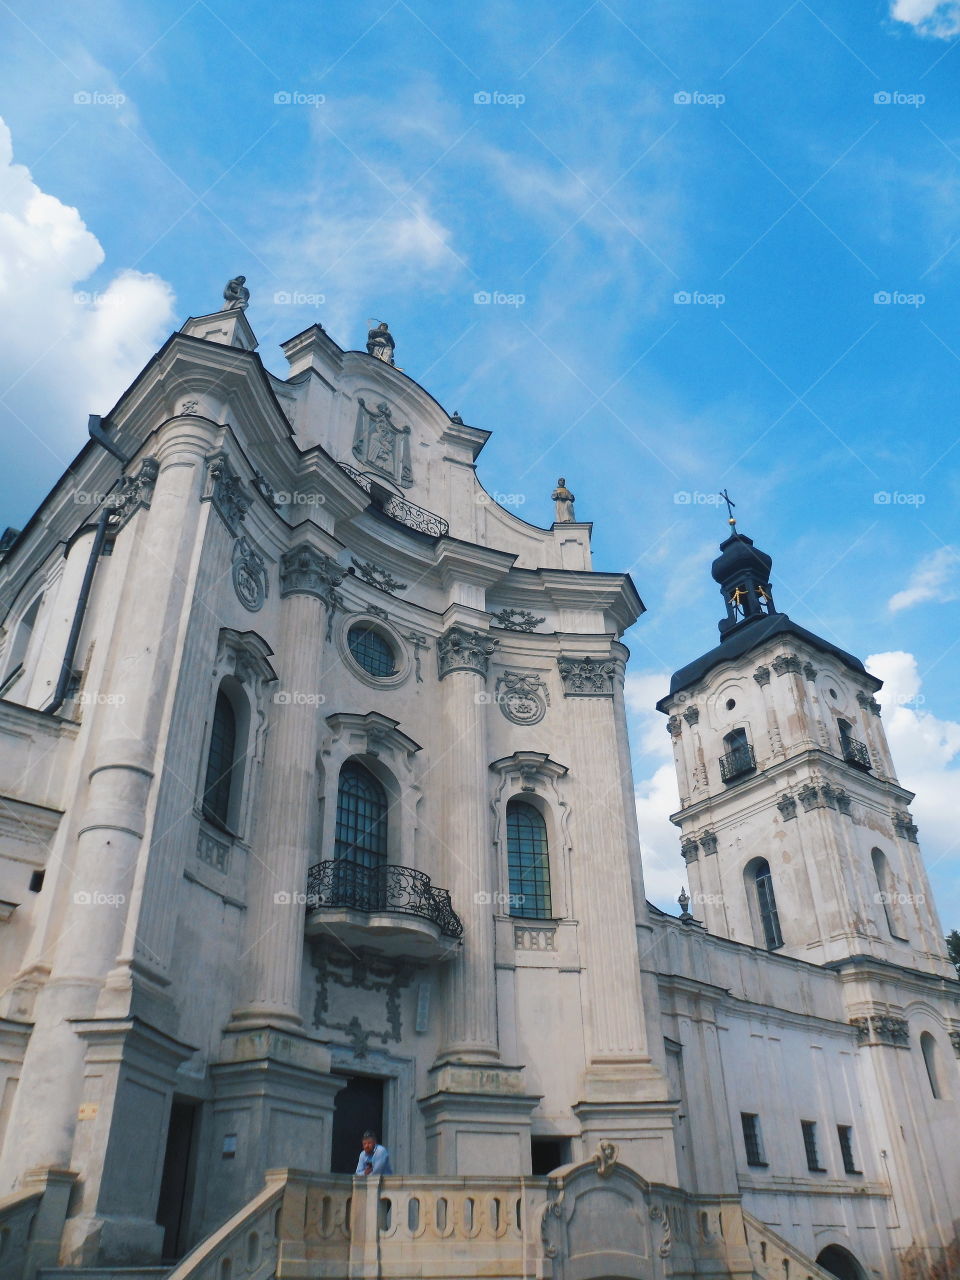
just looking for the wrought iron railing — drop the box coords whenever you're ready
[305,858,463,938]
[841,734,871,770]
[719,742,756,783]
[338,463,449,538]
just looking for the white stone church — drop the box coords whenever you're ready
[0,287,955,1280]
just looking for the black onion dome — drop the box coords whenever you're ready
[711,532,773,585]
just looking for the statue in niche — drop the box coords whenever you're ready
[353,398,414,488]
[223,275,250,310]
[552,477,576,523]
[366,321,396,365]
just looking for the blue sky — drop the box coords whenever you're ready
[1,0,959,921]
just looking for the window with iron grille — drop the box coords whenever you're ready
[753,859,784,950]
[335,761,388,869]
[801,1120,825,1172]
[203,688,237,828]
[506,800,552,919]
[347,624,397,678]
[837,1125,860,1174]
[740,1113,767,1167]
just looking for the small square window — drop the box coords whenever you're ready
[740,1112,767,1167]
[837,1125,861,1175]
[28,870,44,893]
[801,1120,826,1172]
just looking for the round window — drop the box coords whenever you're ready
[347,624,397,678]
[726,698,736,710]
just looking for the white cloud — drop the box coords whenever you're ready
[867,651,960,924]
[624,671,684,912]
[0,116,175,464]
[890,0,960,37]
[887,546,960,613]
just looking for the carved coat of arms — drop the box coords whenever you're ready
[353,398,414,489]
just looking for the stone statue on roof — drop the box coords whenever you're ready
[366,321,396,365]
[552,477,576,523]
[223,276,250,310]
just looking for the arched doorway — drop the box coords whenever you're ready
[817,1244,866,1280]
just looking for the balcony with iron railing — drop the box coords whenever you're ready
[338,463,449,538]
[304,858,462,960]
[719,742,757,784]
[840,734,871,771]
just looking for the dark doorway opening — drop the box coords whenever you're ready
[156,1097,200,1260]
[330,1075,385,1174]
[816,1245,866,1280]
[530,1136,572,1174]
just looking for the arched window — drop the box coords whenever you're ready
[335,761,387,869]
[506,800,552,919]
[871,847,906,939]
[203,687,238,829]
[720,727,755,782]
[920,1031,944,1099]
[751,858,783,950]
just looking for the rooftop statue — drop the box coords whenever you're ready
[223,275,250,310]
[552,477,576,523]
[367,320,396,365]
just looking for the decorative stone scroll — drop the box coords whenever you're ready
[753,665,771,687]
[803,661,818,681]
[667,715,682,738]
[495,670,550,726]
[857,690,882,716]
[595,1141,619,1178]
[232,536,268,612]
[557,655,616,697]
[350,557,407,594]
[280,545,346,600]
[109,456,159,531]
[491,607,546,632]
[404,630,429,683]
[699,831,718,856]
[772,654,802,676]
[682,704,700,725]
[798,783,821,812]
[438,626,498,679]
[203,450,251,535]
[851,1014,910,1047]
[949,1030,960,1058]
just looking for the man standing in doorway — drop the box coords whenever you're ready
[355,1130,393,1176]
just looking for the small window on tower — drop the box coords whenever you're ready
[837,1125,861,1174]
[740,1113,767,1167]
[801,1120,826,1172]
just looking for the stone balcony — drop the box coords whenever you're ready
[304,858,463,962]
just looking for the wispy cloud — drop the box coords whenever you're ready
[890,0,960,38]
[887,545,960,613]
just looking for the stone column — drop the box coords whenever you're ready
[434,624,500,1061]
[232,543,344,1027]
[0,418,218,1231]
[422,625,541,1174]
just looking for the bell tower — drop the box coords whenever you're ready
[657,519,953,976]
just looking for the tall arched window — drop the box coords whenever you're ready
[335,761,387,869]
[2,595,41,692]
[751,858,783,950]
[506,800,552,919]
[871,847,907,940]
[203,687,238,829]
[920,1031,944,1099]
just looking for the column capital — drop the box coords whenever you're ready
[437,625,498,679]
[280,544,346,599]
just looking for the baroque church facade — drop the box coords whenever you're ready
[0,289,955,1280]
